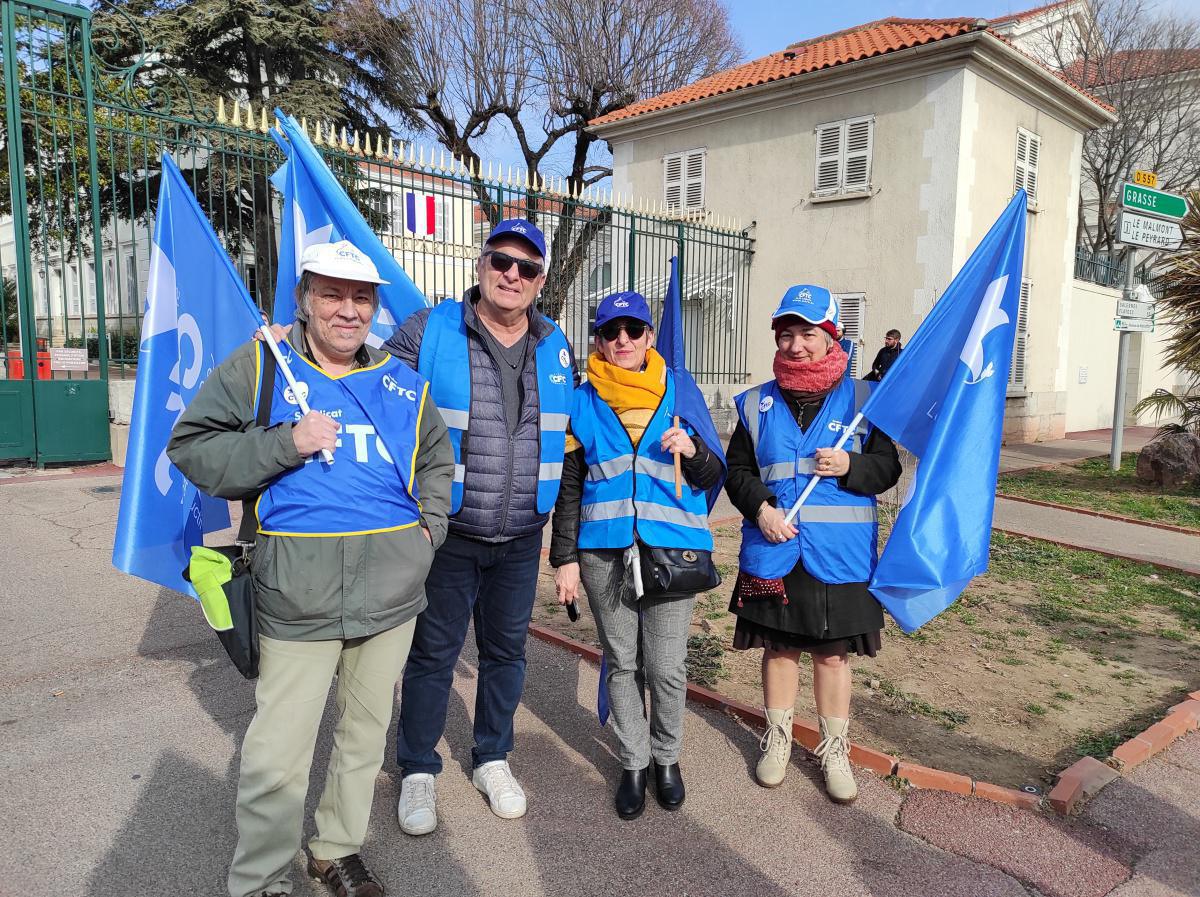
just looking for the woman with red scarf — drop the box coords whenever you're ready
[724,285,901,804]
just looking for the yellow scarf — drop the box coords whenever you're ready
[586,348,667,447]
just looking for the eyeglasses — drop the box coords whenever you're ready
[482,250,544,280]
[596,320,648,342]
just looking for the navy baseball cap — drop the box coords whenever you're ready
[771,284,839,338]
[594,291,654,331]
[485,219,547,260]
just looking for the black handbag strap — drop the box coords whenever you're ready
[237,344,278,545]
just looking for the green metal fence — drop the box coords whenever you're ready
[0,0,753,461]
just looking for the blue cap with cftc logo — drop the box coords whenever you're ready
[594,290,654,331]
[486,218,547,259]
[770,284,839,339]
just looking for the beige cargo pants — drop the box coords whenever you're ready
[227,621,416,897]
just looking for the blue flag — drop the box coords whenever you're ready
[862,190,1027,632]
[270,110,428,341]
[112,155,261,596]
[658,256,727,508]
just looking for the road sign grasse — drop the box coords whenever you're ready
[1121,183,1188,219]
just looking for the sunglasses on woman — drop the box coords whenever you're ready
[482,250,544,280]
[596,320,648,342]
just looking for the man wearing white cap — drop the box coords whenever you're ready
[169,240,454,897]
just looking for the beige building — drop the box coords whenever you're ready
[590,13,1117,442]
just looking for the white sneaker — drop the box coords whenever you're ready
[471,760,527,819]
[397,773,438,835]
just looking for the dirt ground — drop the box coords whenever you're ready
[532,523,1200,790]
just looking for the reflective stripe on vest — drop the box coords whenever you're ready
[572,374,712,551]
[255,341,425,536]
[417,301,573,514]
[733,376,877,583]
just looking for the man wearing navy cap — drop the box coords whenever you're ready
[383,220,578,835]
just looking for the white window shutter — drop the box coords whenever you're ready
[814,122,843,194]
[664,153,683,208]
[843,117,873,191]
[1009,280,1031,388]
[684,149,705,210]
[1015,129,1040,205]
[836,293,865,378]
[1024,132,1040,204]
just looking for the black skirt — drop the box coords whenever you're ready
[728,561,884,654]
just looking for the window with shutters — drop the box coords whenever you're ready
[663,148,705,211]
[834,292,865,378]
[1014,128,1040,208]
[813,116,874,198]
[1008,279,1031,393]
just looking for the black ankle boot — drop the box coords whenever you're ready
[615,767,648,820]
[654,762,685,811]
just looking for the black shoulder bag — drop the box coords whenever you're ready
[182,347,277,679]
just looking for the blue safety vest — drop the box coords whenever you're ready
[572,373,713,551]
[416,300,572,515]
[254,340,426,537]
[734,376,876,583]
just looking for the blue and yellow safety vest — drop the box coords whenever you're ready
[571,373,712,551]
[734,376,877,583]
[254,340,426,537]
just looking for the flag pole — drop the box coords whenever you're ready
[783,412,863,525]
[253,314,334,465]
[673,414,683,498]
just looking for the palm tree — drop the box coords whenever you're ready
[1133,192,1200,435]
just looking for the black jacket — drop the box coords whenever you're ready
[723,381,902,639]
[866,343,901,381]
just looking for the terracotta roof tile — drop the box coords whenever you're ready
[590,19,982,126]
[1063,48,1200,88]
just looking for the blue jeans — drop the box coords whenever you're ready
[396,530,543,776]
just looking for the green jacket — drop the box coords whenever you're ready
[167,323,454,641]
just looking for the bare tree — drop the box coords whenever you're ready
[1048,0,1200,255]
[346,0,741,318]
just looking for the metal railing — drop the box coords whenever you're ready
[0,0,754,385]
[1073,246,1162,296]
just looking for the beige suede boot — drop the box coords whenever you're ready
[755,708,794,788]
[815,716,857,803]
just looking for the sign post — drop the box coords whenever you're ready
[1109,175,1189,470]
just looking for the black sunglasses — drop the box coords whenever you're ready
[483,250,543,280]
[596,320,648,342]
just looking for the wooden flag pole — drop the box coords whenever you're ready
[673,415,683,498]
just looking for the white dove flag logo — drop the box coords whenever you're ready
[960,275,1009,385]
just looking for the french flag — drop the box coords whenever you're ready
[405,191,437,236]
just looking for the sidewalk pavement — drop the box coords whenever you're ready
[994,426,1200,575]
[3,468,1199,897]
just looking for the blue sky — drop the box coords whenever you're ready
[730,1,1050,58]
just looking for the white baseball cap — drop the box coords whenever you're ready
[300,240,389,285]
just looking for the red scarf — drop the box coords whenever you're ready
[772,342,848,397]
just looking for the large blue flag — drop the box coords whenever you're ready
[270,110,428,340]
[863,190,1027,632]
[658,256,727,508]
[112,155,261,596]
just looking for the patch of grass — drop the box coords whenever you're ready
[1158,628,1188,642]
[1111,669,1142,683]
[1075,728,1124,760]
[1054,691,1075,701]
[997,452,1200,529]
[999,655,1026,666]
[872,676,969,730]
[1024,703,1047,716]
[1011,628,1031,638]
[685,634,727,688]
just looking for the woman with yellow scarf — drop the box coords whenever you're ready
[550,291,723,820]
